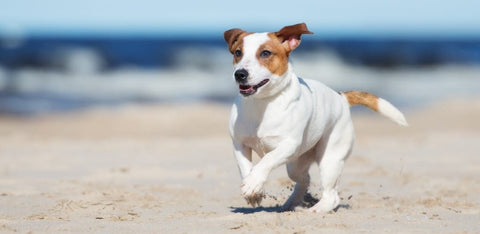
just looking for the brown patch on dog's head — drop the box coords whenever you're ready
[254,33,290,76]
[224,28,252,64]
[224,28,245,52]
[224,23,313,76]
[255,23,313,76]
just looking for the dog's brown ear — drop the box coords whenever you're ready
[275,23,313,52]
[224,28,246,53]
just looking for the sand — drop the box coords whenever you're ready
[0,98,479,233]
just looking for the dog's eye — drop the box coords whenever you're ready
[260,50,272,58]
[234,50,242,57]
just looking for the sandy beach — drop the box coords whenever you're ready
[0,98,479,233]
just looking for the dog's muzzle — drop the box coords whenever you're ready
[234,69,269,97]
[238,79,269,97]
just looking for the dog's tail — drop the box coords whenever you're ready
[341,91,408,126]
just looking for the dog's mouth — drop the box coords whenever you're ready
[238,79,270,96]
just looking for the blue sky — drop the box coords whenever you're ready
[1,0,480,37]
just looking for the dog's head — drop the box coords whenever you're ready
[224,23,313,98]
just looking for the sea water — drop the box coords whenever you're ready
[0,36,479,114]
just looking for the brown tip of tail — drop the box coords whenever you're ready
[342,91,379,112]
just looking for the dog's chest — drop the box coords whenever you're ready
[235,95,306,157]
[243,135,281,157]
[237,108,290,157]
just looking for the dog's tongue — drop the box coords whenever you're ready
[239,84,253,92]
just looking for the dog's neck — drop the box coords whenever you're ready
[240,64,301,119]
[248,64,299,99]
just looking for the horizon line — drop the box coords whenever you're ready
[2,26,480,39]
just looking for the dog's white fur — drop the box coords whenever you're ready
[225,23,407,212]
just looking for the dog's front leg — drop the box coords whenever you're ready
[241,138,300,206]
[233,142,253,179]
[234,142,265,206]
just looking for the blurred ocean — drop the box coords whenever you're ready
[0,36,479,115]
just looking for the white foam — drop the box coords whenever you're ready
[3,49,480,112]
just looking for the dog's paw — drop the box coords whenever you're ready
[244,192,265,207]
[241,173,266,207]
[308,191,340,213]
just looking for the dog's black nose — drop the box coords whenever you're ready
[234,69,249,83]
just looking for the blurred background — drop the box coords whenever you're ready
[1,0,479,115]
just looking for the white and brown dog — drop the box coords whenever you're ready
[224,23,407,212]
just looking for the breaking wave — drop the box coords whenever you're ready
[0,46,479,114]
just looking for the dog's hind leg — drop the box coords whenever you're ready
[310,116,354,213]
[281,149,315,211]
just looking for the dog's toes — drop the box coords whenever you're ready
[308,200,339,213]
[255,194,264,207]
[244,193,264,207]
[245,196,256,207]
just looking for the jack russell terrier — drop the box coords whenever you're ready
[224,23,407,213]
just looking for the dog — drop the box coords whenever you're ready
[224,23,408,213]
